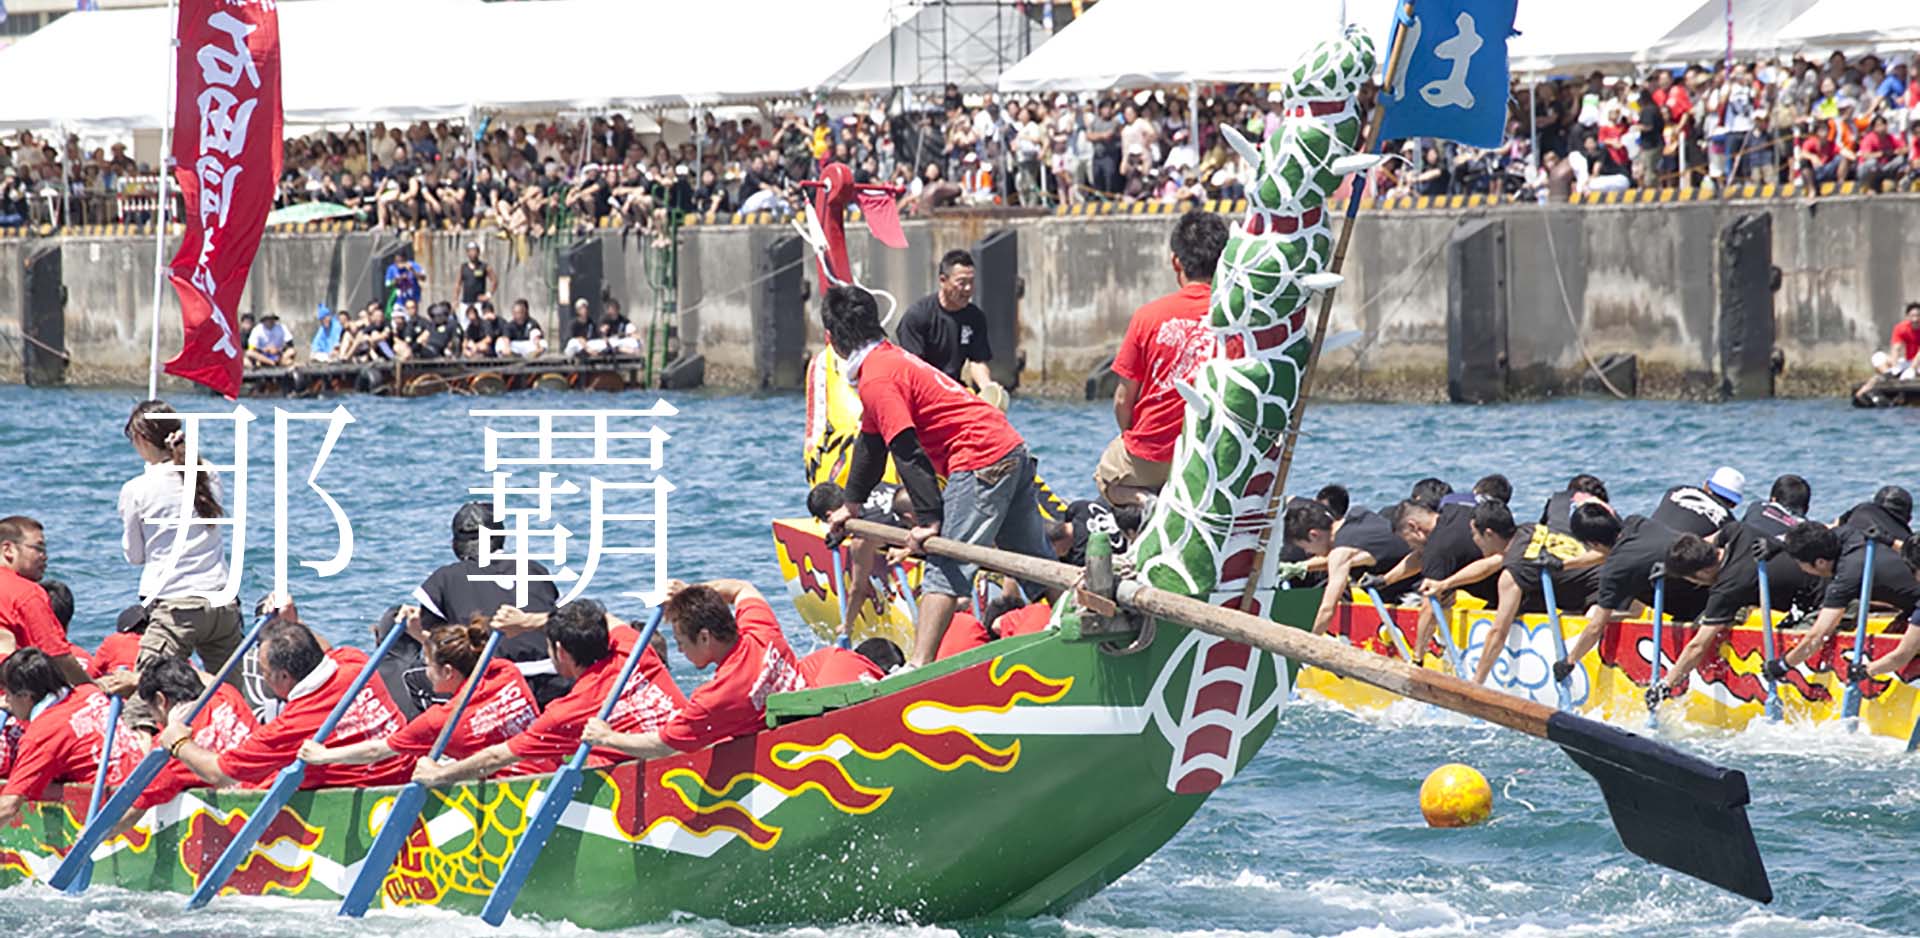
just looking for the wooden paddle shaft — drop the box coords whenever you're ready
[845,519,1554,740]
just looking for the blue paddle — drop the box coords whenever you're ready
[1538,570,1573,711]
[187,618,412,910]
[1841,536,1877,730]
[63,693,124,894]
[1753,542,1784,722]
[337,630,503,917]
[1646,572,1667,729]
[830,545,852,649]
[49,609,277,893]
[1363,587,1416,662]
[1906,698,1920,753]
[1424,595,1467,677]
[480,606,666,926]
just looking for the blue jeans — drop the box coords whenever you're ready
[920,444,1053,600]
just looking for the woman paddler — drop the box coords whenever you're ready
[101,401,243,722]
[299,617,556,777]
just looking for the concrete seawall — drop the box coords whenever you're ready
[4,196,1915,398]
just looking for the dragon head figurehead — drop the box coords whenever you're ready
[798,161,909,290]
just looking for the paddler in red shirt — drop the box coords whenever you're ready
[158,619,412,789]
[0,649,146,827]
[129,657,257,812]
[301,617,554,778]
[0,516,92,689]
[820,285,1057,667]
[412,599,685,784]
[1095,210,1227,508]
[583,580,804,758]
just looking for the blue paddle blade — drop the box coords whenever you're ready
[185,762,309,910]
[1907,715,1920,753]
[48,747,171,891]
[480,768,586,926]
[337,783,429,917]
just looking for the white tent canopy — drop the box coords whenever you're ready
[1508,0,1702,75]
[0,0,982,130]
[1641,0,1823,65]
[997,0,1348,92]
[833,1,1048,94]
[1776,0,1920,53]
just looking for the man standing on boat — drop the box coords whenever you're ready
[1471,503,1622,686]
[581,579,807,758]
[896,249,998,394]
[412,599,684,784]
[821,285,1055,667]
[1094,210,1228,509]
[1770,522,1920,680]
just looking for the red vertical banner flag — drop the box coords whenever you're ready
[162,0,282,398]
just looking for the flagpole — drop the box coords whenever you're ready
[146,0,181,400]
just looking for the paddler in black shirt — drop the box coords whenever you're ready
[1648,467,1744,538]
[1540,474,1609,535]
[1472,502,1622,685]
[1554,514,1708,682]
[1772,522,1920,680]
[1650,524,1816,702]
[1742,474,1811,539]
[1288,501,1431,636]
[1414,499,1517,667]
[1048,498,1142,568]
[1836,485,1912,547]
[1858,537,1920,682]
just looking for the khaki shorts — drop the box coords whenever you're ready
[1093,435,1171,495]
[137,596,243,674]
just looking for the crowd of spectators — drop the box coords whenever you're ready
[3,50,1917,232]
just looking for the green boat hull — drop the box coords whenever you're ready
[0,592,1316,927]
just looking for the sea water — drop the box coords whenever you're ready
[1,387,1916,937]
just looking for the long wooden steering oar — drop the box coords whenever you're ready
[187,618,412,909]
[480,606,666,926]
[337,630,504,916]
[64,692,124,893]
[849,518,1773,904]
[49,609,277,893]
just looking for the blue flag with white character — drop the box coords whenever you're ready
[1378,0,1517,148]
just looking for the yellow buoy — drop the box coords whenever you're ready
[1419,763,1493,828]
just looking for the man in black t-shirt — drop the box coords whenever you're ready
[1650,524,1819,701]
[1539,473,1609,535]
[1472,503,1621,685]
[1288,501,1426,635]
[1774,522,1920,679]
[415,302,461,360]
[455,241,494,321]
[1649,467,1743,538]
[1048,498,1143,568]
[1555,515,1706,680]
[562,298,597,356]
[1836,485,1912,546]
[401,503,564,709]
[896,249,995,390]
[1413,500,1517,667]
[502,298,546,357]
[1743,474,1811,539]
[464,300,504,357]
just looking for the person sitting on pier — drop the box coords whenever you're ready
[414,302,462,360]
[244,312,295,368]
[1645,524,1802,703]
[1769,522,1920,681]
[1556,514,1707,682]
[160,618,413,790]
[1471,502,1622,685]
[598,299,641,356]
[1876,301,1920,379]
[464,300,504,358]
[822,285,1056,667]
[580,580,801,759]
[413,598,685,784]
[302,616,552,779]
[310,304,344,364]
[1539,474,1610,536]
[0,649,144,828]
[503,299,547,358]
[129,657,258,812]
[389,299,423,361]
[1648,467,1743,539]
[562,298,598,357]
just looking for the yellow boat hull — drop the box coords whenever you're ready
[1297,596,1920,740]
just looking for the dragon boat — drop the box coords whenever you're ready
[0,25,1775,925]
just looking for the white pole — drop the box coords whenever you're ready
[146,0,180,401]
